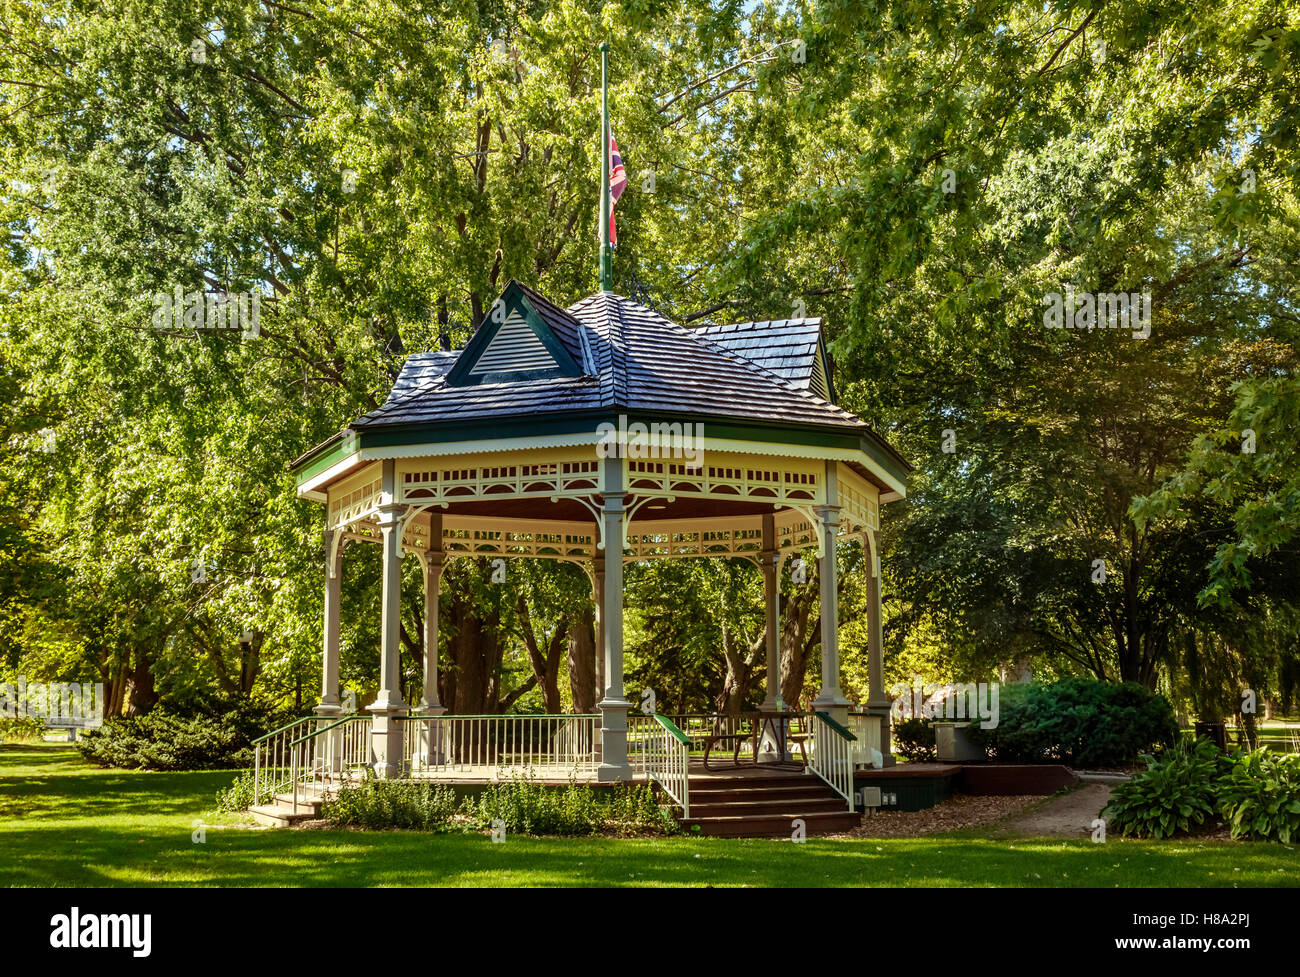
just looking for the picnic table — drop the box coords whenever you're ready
[698,712,809,771]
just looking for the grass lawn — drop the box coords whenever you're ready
[2,743,1297,888]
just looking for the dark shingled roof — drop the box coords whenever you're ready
[691,318,824,392]
[352,290,865,433]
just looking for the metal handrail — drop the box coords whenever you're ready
[289,715,351,747]
[251,715,315,745]
[286,715,371,814]
[808,711,856,813]
[654,714,693,748]
[628,714,692,818]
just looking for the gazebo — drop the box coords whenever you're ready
[283,278,911,813]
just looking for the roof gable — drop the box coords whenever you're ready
[444,280,586,387]
[691,318,836,403]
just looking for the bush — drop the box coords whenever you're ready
[893,717,937,761]
[322,778,459,831]
[78,703,301,771]
[1103,739,1226,838]
[215,770,257,813]
[319,774,677,836]
[1216,749,1300,843]
[467,775,604,836]
[0,716,46,742]
[978,679,1178,767]
[606,783,678,835]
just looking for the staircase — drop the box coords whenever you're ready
[249,786,330,828]
[678,772,860,837]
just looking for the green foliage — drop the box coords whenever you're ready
[977,680,1178,767]
[468,775,604,836]
[323,778,460,832]
[78,703,297,770]
[0,0,1297,729]
[0,716,45,741]
[320,773,676,836]
[214,768,257,813]
[1105,742,1300,843]
[892,717,937,762]
[1103,740,1227,839]
[1216,748,1300,844]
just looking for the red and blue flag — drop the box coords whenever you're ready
[609,135,627,246]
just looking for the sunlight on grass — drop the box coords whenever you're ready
[2,743,1296,887]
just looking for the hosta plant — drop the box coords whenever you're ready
[1216,749,1300,844]
[1102,739,1224,839]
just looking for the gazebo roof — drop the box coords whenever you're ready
[354,282,871,435]
[291,282,911,494]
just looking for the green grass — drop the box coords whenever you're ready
[2,743,1297,887]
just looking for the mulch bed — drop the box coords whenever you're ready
[827,793,1044,839]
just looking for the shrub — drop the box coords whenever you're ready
[322,777,459,831]
[0,716,46,742]
[1102,739,1226,838]
[979,679,1178,766]
[319,774,677,836]
[467,774,603,836]
[1216,749,1300,843]
[78,703,301,771]
[215,770,257,813]
[606,783,679,835]
[893,717,937,761]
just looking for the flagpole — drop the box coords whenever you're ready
[599,41,612,292]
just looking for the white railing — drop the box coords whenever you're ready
[287,715,372,813]
[252,717,318,807]
[401,714,600,778]
[809,712,856,812]
[848,712,884,768]
[629,714,691,818]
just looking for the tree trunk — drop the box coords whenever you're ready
[715,623,765,714]
[122,644,158,716]
[516,594,567,713]
[779,563,820,708]
[568,607,597,713]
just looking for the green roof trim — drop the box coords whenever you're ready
[291,409,910,488]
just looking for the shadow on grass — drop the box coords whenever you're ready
[3,744,1297,888]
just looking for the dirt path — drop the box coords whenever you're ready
[995,783,1113,839]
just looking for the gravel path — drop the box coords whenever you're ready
[826,784,1118,840]
[993,783,1113,839]
[828,793,1044,839]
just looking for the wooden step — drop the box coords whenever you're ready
[680,811,861,838]
[691,774,812,790]
[689,785,829,803]
[687,797,849,818]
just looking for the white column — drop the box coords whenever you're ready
[419,512,445,714]
[757,514,789,763]
[760,513,780,711]
[593,559,605,756]
[315,528,343,718]
[596,458,632,781]
[863,529,894,765]
[368,459,406,778]
[593,560,606,708]
[812,461,849,723]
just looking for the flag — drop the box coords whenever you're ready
[608,134,627,246]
